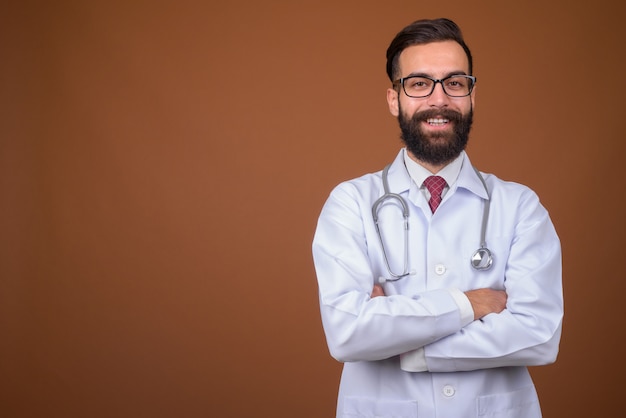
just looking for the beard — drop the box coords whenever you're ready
[398,105,473,166]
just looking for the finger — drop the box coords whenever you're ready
[371,285,385,298]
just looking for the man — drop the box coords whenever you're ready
[312,18,563,418]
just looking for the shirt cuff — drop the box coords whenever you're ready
[399,289,473,372]
[448,287,474,326]
[400,348,427,372]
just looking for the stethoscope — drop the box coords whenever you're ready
[372,163,493,284]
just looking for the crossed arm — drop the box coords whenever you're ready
[314,183,562,369]
[372,285,507,321]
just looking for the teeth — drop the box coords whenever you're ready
[427,118,449,125]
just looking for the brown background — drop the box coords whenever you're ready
[1,1,625,417]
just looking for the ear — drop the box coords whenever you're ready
[386,87,400,117]
[470,84,476,109]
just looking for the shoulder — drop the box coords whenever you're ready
[482,172,553,225]
[481,171,538,200]
[323,170,384,212]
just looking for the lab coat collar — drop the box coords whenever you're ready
[455,152,490,200]
[384,149,413,194]
[385,149,489,200]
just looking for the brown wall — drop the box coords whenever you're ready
[1,1,624,417]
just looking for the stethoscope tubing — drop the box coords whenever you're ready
[372,165,410,279]
[373,162,493,282]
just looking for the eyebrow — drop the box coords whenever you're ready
[402,70,469,79]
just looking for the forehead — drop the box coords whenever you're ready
[397,40,470,77]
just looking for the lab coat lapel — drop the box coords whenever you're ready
[384,150,411,195]
[455,153,490,200]
[385,150,431,215]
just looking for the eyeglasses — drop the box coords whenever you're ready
[394,74,476,98]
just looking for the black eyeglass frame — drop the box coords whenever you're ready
[393,74,477,98]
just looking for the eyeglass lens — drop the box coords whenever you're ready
[402,75,474,98]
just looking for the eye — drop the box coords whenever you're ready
[445,76,469,90]
[405,77,431,90]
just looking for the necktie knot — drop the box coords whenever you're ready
[423,176,447,213]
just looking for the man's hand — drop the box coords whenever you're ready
[465,288,508,320]
[371,284,385,298]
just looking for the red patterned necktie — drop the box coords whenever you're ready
[423,176,447,213]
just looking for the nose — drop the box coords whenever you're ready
[427,81,450,107]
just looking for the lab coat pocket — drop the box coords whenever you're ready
[342,396,418,417]
[476,386,540,417]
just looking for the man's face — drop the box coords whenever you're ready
[386,41,476,168]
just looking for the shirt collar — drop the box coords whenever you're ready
[403,149,464,189]
[385,149,489,201]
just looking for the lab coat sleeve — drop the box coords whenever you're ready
[313,182,470,363]
[400,288,474,372]
[423,187,563,372]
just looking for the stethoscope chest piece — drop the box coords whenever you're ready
[471,247,493,270]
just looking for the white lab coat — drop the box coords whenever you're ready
[312,150,563,418]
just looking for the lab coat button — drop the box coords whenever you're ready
[442,385,456,397]
[435,264,446,275]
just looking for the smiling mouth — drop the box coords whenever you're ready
[426,118,449,126]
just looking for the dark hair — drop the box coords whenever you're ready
[386,18,473,82]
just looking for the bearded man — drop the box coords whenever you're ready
[312,18,563,418]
